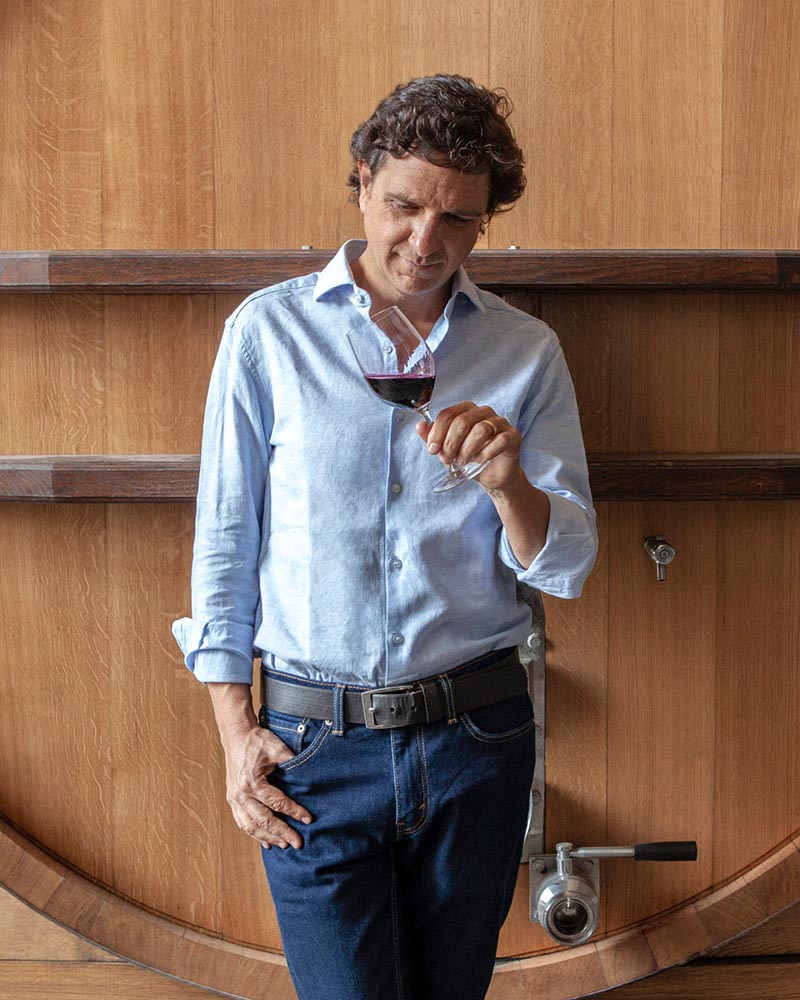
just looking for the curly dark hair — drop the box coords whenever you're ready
[348,75,526,220]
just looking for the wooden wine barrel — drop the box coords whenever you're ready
[1,262,800,997]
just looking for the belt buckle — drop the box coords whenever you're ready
[361,684,423,730]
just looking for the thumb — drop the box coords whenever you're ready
[258,729,296,766]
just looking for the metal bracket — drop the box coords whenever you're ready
[517,583,546,861]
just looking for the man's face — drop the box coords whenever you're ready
[356,154,489,310]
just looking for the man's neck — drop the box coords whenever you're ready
[350,257,450,339]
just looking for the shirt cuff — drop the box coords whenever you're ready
[171,617,256,685]
[499,490,598,598]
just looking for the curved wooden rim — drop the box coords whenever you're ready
[2,818,800,1000]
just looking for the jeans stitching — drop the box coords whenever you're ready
[389,850,406,1000]
[459,713,536,745]
[259,716,311,755]
[280,721,333,771]
[399,725,430,836]
[389,728,403,838]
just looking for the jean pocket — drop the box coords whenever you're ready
[460,693,535,744]
[258,706,314,756]
[259,706,334,771]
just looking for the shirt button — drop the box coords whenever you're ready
[395,411,404,422]
[354,292,367,305]
[391,483,402,494]
[390,558,403,571]
[391,633,405,646]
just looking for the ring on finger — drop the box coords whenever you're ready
[479,418,500,437]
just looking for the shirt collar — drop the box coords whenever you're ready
[447,263,486,315]
[313,240,366,300]
[314,240,486,316]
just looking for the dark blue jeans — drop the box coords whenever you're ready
[260,657,535,1000]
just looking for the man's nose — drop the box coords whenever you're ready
[410,217,442,257]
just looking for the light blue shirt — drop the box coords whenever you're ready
[172,241,597,687]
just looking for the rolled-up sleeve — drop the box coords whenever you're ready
[498,336,597,598]
[172,319,272,684]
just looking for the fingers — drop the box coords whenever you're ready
[223,725,314,850]
[456,419,520,468]
[421,404,519,466]
[229,779,313,850]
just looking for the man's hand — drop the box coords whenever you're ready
[416,401,522,493]
[220,723,313,849]
[416,401,551,568]
[207,683,313,850]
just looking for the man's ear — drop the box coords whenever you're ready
[357,161,372,210]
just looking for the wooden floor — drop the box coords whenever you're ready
[2,885,800,1000]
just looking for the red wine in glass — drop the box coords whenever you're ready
[363,373,435,410]
[347,305,489,492]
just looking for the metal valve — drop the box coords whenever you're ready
[644,536,675,581]
[530,840,697,945]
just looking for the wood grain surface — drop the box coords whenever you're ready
[452,0,614,251]
[605,960,800,999]
[99,2,215,250]
[0,2,102,249]
[611,0,724,248]
[0,888,111,962]
[4,1,800,996]
[0,295,106,454]
[605,503,716,928]
[722,0,800,248]
[2,1,800,251]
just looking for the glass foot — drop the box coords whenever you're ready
[432,459,490,493]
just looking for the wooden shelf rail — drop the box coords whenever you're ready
[2,250,800,292]
[1,454,798,503]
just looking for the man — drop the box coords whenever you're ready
[174,75,596,1000]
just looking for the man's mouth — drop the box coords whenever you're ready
[399,257,442,269]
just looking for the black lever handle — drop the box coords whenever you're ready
[633,841,697,862]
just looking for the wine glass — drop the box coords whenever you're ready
[347,305,490,493]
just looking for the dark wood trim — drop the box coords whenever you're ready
[1,454,799,503]
[0,249,795,293]
[0,456,200,502]
[588,454,800,500]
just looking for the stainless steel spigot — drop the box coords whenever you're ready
[644,536,675,581]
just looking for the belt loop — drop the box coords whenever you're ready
[332,683,346,736]
[438,673,458,725]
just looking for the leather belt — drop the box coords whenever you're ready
[260,650,528,730]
